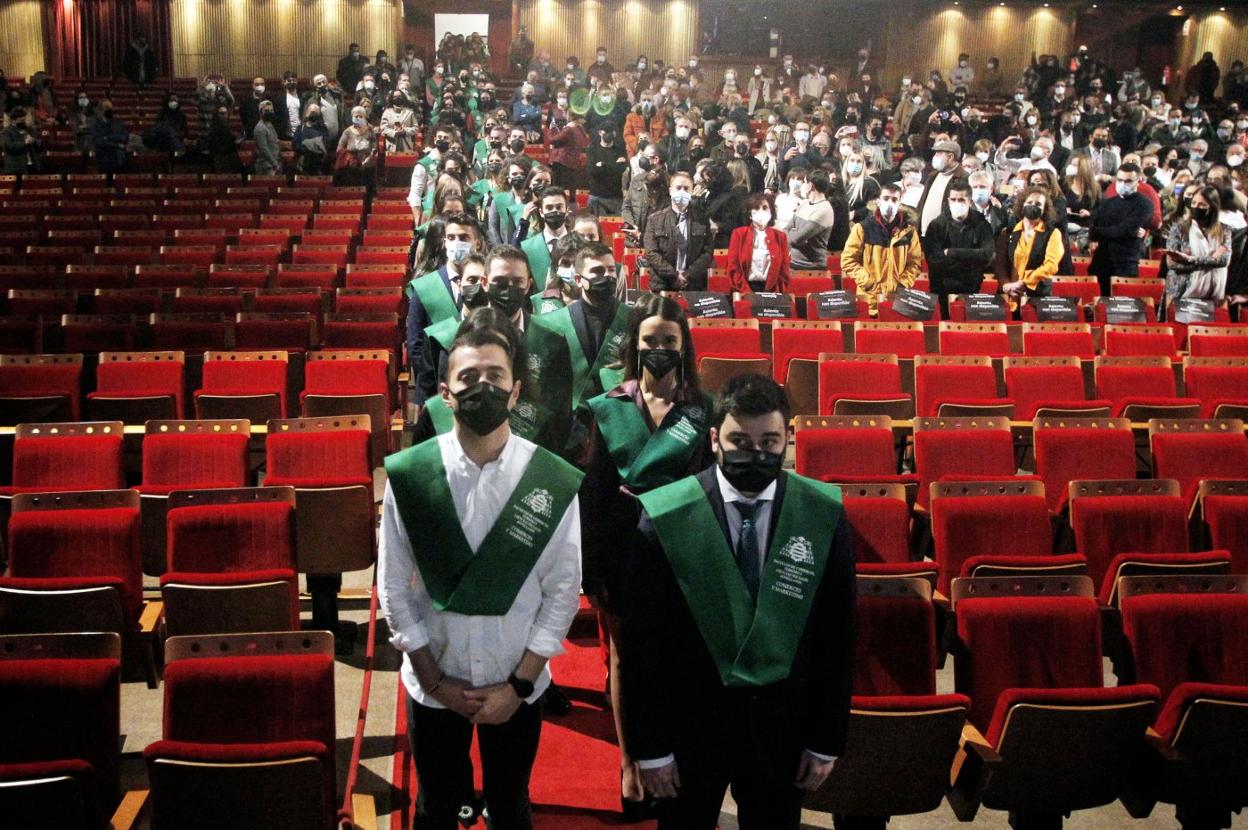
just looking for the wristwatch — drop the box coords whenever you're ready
[507,673,535,699]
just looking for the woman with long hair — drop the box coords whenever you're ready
[509,162,554,244]
[1164,185,1233,301]
[1062,155,1102,253]
[580,295,713,819]
[841,146,881,222]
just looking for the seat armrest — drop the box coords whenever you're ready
[110,789,150,830]
[948,723,1001,821]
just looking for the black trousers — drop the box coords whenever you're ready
[406,694,543,830]
[656,705,806,830]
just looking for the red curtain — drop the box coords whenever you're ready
[45,0,172,81]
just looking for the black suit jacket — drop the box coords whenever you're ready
[643,206,713,291]
[619,468,856,768]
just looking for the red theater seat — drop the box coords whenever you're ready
[89,351,186,422]
[0,354,83,422]
[914,355,1008,418]
[1033,417,1136,514]
[1150,419,1248,508]
[1069,479,1190,588]
[818,354,912,418]
[912,416,1018,511]
[1004,356,1108,420]
[1,422,124,497]
[931,480,1052,594]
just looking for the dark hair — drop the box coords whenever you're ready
[415,215,449,273]
[537,185,569,208]
[1192,185,1223,230]
[620,294,699,388]
[484,243,531,282]
[1118,162,1142,176]
[544,234,589,293]
[712,373,790,429]
[446,306,528,387]
[442,210,482,239]
[573,241,614,274]
[744,192,775,223]
[459,252,487,273]
[807,169,831,196]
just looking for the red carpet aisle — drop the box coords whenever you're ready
[391,623,658,829]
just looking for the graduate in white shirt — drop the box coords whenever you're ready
[379,316,583,830]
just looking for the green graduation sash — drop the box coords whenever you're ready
[385,438,584,615]
[530,303,630,411]
[425,314,460,354]
[521,234,554,285]
[530,291,565,316]
[408,271,459,327]
[639,473,842,687]
[587,392,712,492]
[423,395,547,443]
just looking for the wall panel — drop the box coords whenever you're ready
[1175,10,1248,87]
[0,0,47,80]
[517,0,696,77]
[882,4,1075,93]
[170,0,401,80]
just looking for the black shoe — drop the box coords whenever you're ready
[542,682,572,716]
[620,795,658,823]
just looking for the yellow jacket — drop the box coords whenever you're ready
[842,214,925,314]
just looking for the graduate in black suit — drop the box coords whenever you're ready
[620,373,856,830]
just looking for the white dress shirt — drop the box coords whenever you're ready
[378,431,582,708]
[638,469,833,768]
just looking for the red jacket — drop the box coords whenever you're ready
[727,225,792,292]
[546,122,589,170]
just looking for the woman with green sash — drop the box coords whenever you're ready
[471,148,507,220]
[486,156,535,246]
[580,294,713,817]
[531,233,586,316]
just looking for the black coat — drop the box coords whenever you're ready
[1089,192,1154,281]
[620,467,857,764]
[922,210,997,296]
[643,206,713,291]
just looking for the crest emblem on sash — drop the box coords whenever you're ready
[522,488,553,518]
[514,400,536,421]
[528,354,542,374]
[780,536,815,565]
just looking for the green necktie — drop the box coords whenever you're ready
[733,501,761,600]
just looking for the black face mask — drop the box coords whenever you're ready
[1143,165,1158,177]
[460,282,488,309]
[452,381,513,435]
[582,275,615,302]
[487,283,525,316]
[1092,138,1106,149]
[1191,205,1215,224]
[510,139,526,153]
[638,156,654,172]
[719,446,784,494]
[489,139,503,149]
[487,161,503,174]
[480,95,495,107]
[508,176,526,190]
[639,348,681,379]
[1021,204,1043,220]
[689,147,705,161]
[434,139,450,153]
[542,211,567,229]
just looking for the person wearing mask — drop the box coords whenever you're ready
[623,147,666,240]
[799,64,827,104]
[306,74,343,143]
[548,109,590,192]
[727,193,791,293]
[1071,125,1121,184]
[625,93,668,156]
[1,108,42,174]
[1151,109,1194,148]
[1118,67,1151,104]
[511,84,542,139]
[656,114,695,173]
[579,295,713,818]
[487,157,536,246]
[206,104,240,173]
[399,44,425,90]
[335,105,377,189]
[294,104,332,174]
[621,372,855,830]
[968,170,1009,237]
[841,148,880,223]
[644,171,712,290]
[511,163,556,244]
[252,100,282,176]
[950,53,975,89]
[842,183,922,315]
[525,242,630,452]
[408,126,457,225]
[588,123,629,217]
[337,43,368,97]
[1187,139,1213,178]
[756,130,783,194]
[533,233,587,316]
[698,160,744,250]
[730,133,763,193]
[378,310,582,830]
[66,90,96,154]
[521,186,573,286]
[917,140,967,236]
[408,212,484,407]
[145,93,187,156]
[1064,155,1102,253]
[1163,185,1233,302]
[922,182,996,315]
[91,101,129,175]
[778,120,821,178]
[784,169,837,271]
[239,77,272,138]
[589,47,616,85]
[996,186,1064,311]
[380,93,418,152]
[980,57,1004,98]
[897,157,927,211]
[1089,163,1154,294]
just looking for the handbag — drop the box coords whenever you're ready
[334,147,360,172]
